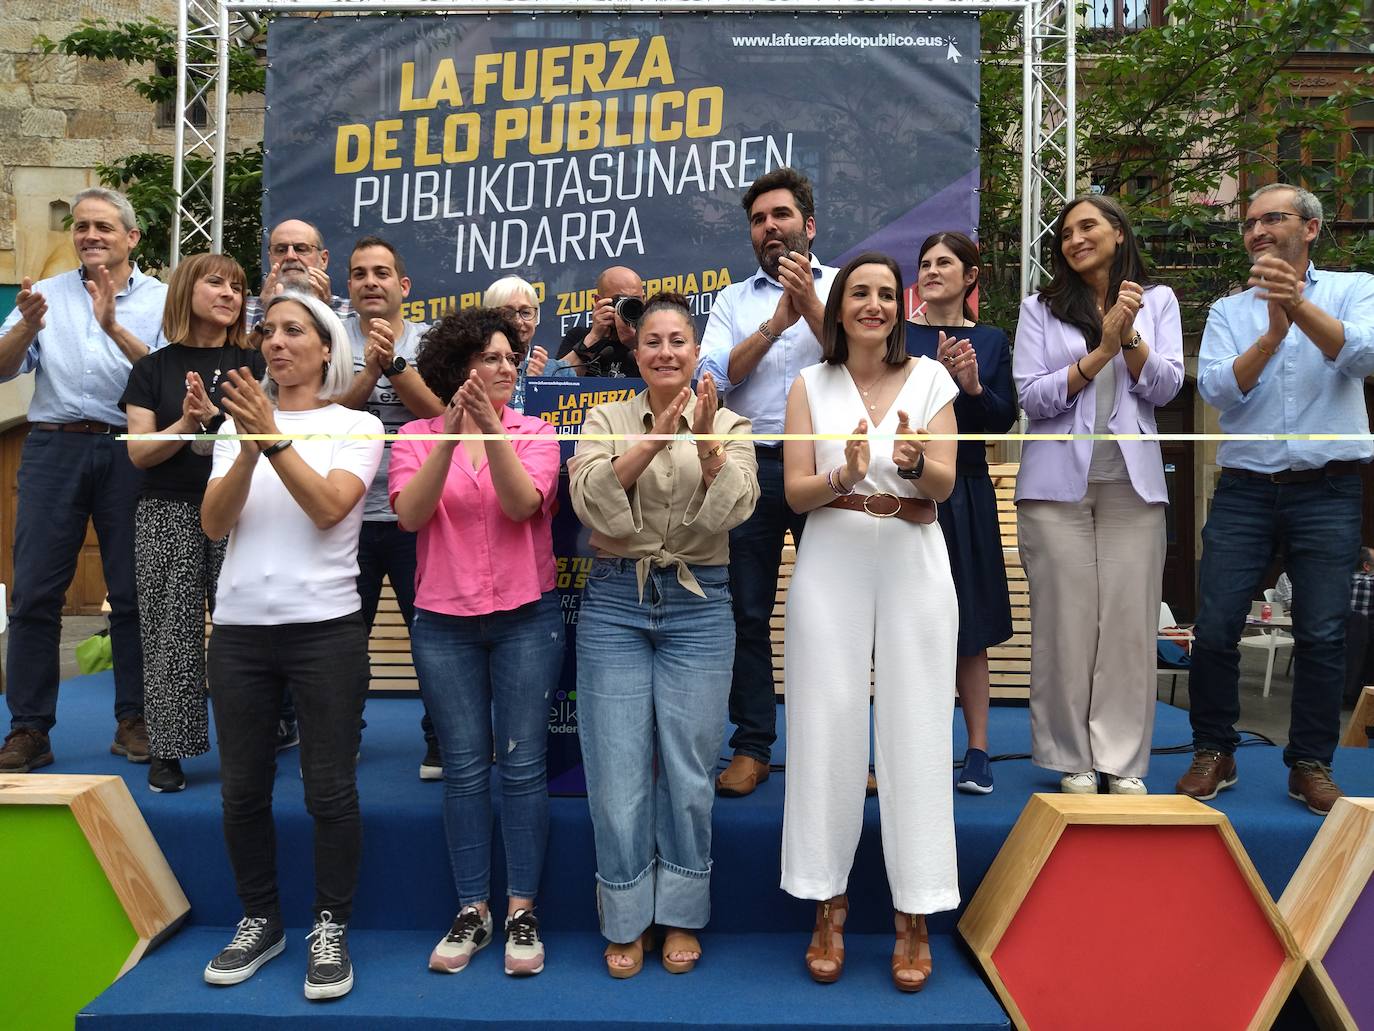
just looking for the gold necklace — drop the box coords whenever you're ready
[853,364,895,413]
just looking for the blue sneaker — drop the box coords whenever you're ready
[957,748,994,794]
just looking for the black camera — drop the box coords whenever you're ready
[612,295,645,325]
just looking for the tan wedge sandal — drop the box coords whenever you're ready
[892,912,932,992]
[805,895,848,984]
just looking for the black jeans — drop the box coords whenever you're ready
[725,448,804,763]
[208,613,370,922]
[355,520,436,747]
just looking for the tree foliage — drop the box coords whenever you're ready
[36,17,265,280]
[978,0,1374,337]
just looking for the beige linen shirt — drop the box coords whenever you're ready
[568,391,760,600]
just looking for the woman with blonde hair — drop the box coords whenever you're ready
[482,276,572,409]
[121,252,264,793]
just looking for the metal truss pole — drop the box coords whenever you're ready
[173,0,250,265]
[1020,0,1076,295]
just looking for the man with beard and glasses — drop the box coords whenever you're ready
[1178,183,1374,816]
[246,219,351,330]
[698,167,838,797]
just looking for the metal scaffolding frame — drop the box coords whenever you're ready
[174,0,1075,290]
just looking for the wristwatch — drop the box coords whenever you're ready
[1121,330,1143,351]
[898,452,926,480]
[386,355,408,376]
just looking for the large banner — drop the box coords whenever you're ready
[264,13,980,344]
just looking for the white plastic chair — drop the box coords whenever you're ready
[1239,590,1294,698]
[1157,602,1192,706]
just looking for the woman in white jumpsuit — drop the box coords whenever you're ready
[780,252,960,992]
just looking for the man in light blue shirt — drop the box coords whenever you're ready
[698,167,838,796]
[0,186,167,772]
[1179,183,1374,814]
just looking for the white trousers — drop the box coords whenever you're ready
[780,508,960,915]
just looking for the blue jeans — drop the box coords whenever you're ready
[576,558,734,943]
[410,593,564,905]
[725,449,803,762]
[6,429,143,732]
[355,519,435,747]
[1190,473,1362,766]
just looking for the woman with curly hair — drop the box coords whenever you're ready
[390,307,564,977]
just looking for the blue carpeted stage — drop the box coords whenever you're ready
[37,670,1366,1027]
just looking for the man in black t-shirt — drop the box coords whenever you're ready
[556,266,644,378]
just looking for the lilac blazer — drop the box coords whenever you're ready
[1012,285,1184,504]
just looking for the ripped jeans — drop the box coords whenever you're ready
[411,592,565,906]
[575,558,735,942]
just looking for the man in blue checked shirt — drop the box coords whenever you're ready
[1178,183,1374,816]
[0,187,167,773]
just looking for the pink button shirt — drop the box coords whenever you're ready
[389,407,561,617]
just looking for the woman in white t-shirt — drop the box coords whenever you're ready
[199,290,383,1003]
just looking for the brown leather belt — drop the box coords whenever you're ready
[826,492,936,524]
[31,421,125,434]
[1221,460,1361,484]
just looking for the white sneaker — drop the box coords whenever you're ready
[1107,775,1148,795]
[1060,771,1098,794]
[429,906,492,973]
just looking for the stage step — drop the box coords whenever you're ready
[80,927,1010,1030]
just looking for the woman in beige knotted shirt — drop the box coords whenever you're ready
[569,292,759,979]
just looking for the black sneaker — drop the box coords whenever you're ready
[304,911,353,1000]
[148,757,186,793]
[276,718,300,752]
[204,915,285,985]
[419,739,443,781]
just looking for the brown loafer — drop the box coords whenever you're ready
[716,755,769,797]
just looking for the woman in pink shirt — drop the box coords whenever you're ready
[389,308,564,978]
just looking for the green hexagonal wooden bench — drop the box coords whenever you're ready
[0,774,189,1031]
[1277,797,1374,1030]
[958,794,1301,1031]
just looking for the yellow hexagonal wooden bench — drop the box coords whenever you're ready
[1277,797,1374,1030]
[0,774,189,1031]
[959,794,1301,1031]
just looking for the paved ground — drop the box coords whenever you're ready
[0,613,1359,748]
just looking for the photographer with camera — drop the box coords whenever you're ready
[557,266,645,379]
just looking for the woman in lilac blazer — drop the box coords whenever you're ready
[1013,195,1184,795]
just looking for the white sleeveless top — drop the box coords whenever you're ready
[800,356,959,499]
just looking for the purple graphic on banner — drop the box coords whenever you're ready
[1322,869,1374,1025]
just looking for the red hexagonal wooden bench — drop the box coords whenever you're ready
[959,794,1300,1030]
[1277,797,1374,1030]
[0,774,189,1030]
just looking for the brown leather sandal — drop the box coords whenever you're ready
[892,912,932,992]
[604,933,647,979]
[805,895,848,984]
[661,928,702,974]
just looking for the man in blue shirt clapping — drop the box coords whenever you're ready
[1179,183,1374,815]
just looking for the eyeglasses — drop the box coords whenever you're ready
[501,306,538,323]
[1240,211,1308,235]
[477,352,522,369]
[269,241,321,257]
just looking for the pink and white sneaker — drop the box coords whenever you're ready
[428,906,492,973]
[503,909,545,976]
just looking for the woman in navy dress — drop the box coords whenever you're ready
[905,232,1016,793]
